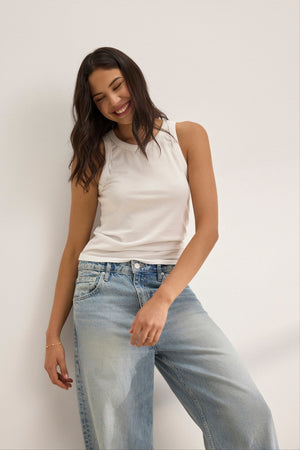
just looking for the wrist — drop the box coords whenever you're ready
[45,330,62,349]
[45,341,62,349]
[152,287,173,308]
[46,329,61,341]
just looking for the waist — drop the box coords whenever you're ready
[77,259,175,276]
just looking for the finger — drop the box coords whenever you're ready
[57,372,72,389]
[57,356,72,382]
[130,325,142,346]
[146,329,160,346]
[143,329,157,346]
[153,328,162,344]
[47,359,73,389]
[141,328,156,346]
[136,328,152,348]
[57,371,73,388]
[48,366,70,390]
[57,371,73,383]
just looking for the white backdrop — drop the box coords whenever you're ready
[0,0,298,449]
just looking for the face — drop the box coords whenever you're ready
[88,67,134,123]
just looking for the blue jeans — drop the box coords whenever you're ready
[72,260,279,450]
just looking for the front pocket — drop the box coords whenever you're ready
[73,271,105,302]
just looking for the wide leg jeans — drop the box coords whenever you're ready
[72,260,279,450]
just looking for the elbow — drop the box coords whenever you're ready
[212,230,219,243]
[195,227,219,244]
[210,230,219,249]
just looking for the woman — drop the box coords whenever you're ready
[44,47,279,450]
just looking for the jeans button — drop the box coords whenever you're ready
[134,263,140,269]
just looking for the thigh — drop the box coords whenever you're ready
[73,270,154,378]
[156,283,257,387]
[155,285,277,449]
[73,270,155,450]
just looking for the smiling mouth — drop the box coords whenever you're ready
[113,101,131,116]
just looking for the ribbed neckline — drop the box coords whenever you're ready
[109,118,166,150]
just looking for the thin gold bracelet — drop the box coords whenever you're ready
[45,342,62,349]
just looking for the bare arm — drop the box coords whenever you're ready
[45,157,100,344]
[128,121,219,347]
[45,248,82,343]
[155,121,219,306]
[44,148,104,390]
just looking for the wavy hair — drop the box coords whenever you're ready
[68,46,175,193]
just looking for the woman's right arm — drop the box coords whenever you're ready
[44,157,100,390]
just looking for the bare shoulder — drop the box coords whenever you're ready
[176,120,208,137]
[175,122,218,234]
[175,121,209,165]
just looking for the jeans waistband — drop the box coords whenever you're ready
[78,259,175,281]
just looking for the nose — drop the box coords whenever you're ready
[109,93,123,111]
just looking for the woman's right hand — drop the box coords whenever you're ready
[44,341,73,390]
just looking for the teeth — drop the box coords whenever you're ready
[115,102,129,113]
[115,102,129,114]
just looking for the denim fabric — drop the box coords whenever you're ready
[73,260,279,450]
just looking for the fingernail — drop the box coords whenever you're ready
[64,373,69,379]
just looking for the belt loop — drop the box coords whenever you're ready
[104,262,111,281]
[157,264,161,281]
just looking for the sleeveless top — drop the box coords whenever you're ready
[78,118,191,264]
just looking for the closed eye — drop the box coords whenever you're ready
[95,82,123,103]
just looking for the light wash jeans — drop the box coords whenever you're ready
[72,260,279,450]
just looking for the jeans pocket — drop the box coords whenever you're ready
[73,270,105,302]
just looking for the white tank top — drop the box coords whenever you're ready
[78,118,191,264]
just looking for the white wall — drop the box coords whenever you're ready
[0,0,298,448]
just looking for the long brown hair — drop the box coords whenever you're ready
[68,46,176,193]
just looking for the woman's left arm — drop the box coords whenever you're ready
[155,121,219,307]
[129,122,219,346]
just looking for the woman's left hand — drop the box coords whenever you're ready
[129,296,170,347]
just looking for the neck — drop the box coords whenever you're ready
[115,122,136,142]
[114,118,162,143]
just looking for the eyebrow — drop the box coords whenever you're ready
[92,77,123,98]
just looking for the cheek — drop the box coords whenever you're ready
[121,85,131,98]
[96,102,107,115]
